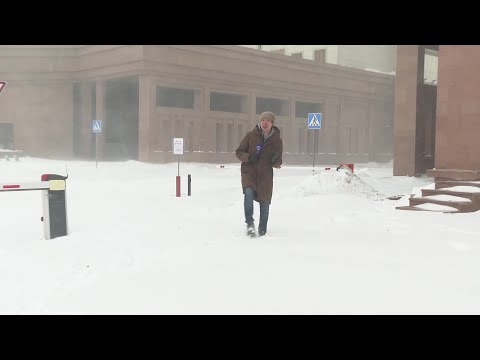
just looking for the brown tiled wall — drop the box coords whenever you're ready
[436,45,480,170]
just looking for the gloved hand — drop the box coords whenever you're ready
[249,153,259,163]
[271,152,280,164]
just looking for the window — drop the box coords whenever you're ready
[187,121,194,152]
[295,101,322,119]
[314,49,326,63]
[162,120,171,151]
[157,87,194,109]
[216,123,223,152]
[237,124,244,145]
[0,123,14,150]
[307,130,313,154]
[291,52,303,59]
[227,124,234,152]
[210,92,246,113]
[256,97,288,116]
[298,128,304,153]
[424,49,438,85]
[174,119,184,138]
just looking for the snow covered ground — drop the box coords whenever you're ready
[1,157,480,315]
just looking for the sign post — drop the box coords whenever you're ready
[173,138,184,197]
[92,120,102,168]
[307,112,322,173]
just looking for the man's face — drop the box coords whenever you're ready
[260,118,273,133]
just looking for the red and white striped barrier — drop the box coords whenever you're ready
[1,181,49,192]
[0,174,68,240]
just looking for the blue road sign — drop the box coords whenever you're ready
[307,113,322,129]
[92,120,102,133]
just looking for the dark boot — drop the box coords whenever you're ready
[258,201,269,237]
[258,223,267,237]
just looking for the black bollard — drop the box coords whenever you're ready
[188,174,191,196]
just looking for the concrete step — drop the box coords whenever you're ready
[396,204,459,213]
[427,169,480,181]
[0,149,25,159]
[409,196,477,212]
[435,180,480,189]
[422,188,480,205]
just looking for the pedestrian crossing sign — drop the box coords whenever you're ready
[308,113,322,129]
[92,120,102,133]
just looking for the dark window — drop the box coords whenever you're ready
[0,123,14,150]
[256,97,288,116]
[157,87,194,109]
[295,101,322,119]
[210,92,245,113]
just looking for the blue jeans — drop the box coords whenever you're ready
[244,186,270,232]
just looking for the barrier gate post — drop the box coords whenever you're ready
[41,174,69,240]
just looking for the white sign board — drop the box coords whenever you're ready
[173,138,184,155]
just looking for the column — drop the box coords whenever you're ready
[95,80,106,160]
[324,96,340,162]
[79,82,94,158]
[393,45,425,176]
[138,75,153,162]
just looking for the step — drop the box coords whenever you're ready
[422,189,480,205]
[396,204,459,213]
[409,196,477,212]
[435,181,480,189]
[427,169,480,181]
[0,149,25,158]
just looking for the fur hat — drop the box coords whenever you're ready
[259,111,276,123]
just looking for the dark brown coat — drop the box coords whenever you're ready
[235,125,283,204]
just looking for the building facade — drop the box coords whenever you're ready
[0,45,395,164]
[240,45,397,74]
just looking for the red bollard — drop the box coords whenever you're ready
[176,176,181,197]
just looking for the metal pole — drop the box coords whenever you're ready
[313,131,316,174]
[188,174,191,196]
[177,157,180,177]
[96,133,98,168]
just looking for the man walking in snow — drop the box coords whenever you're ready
[235,111,283,237]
